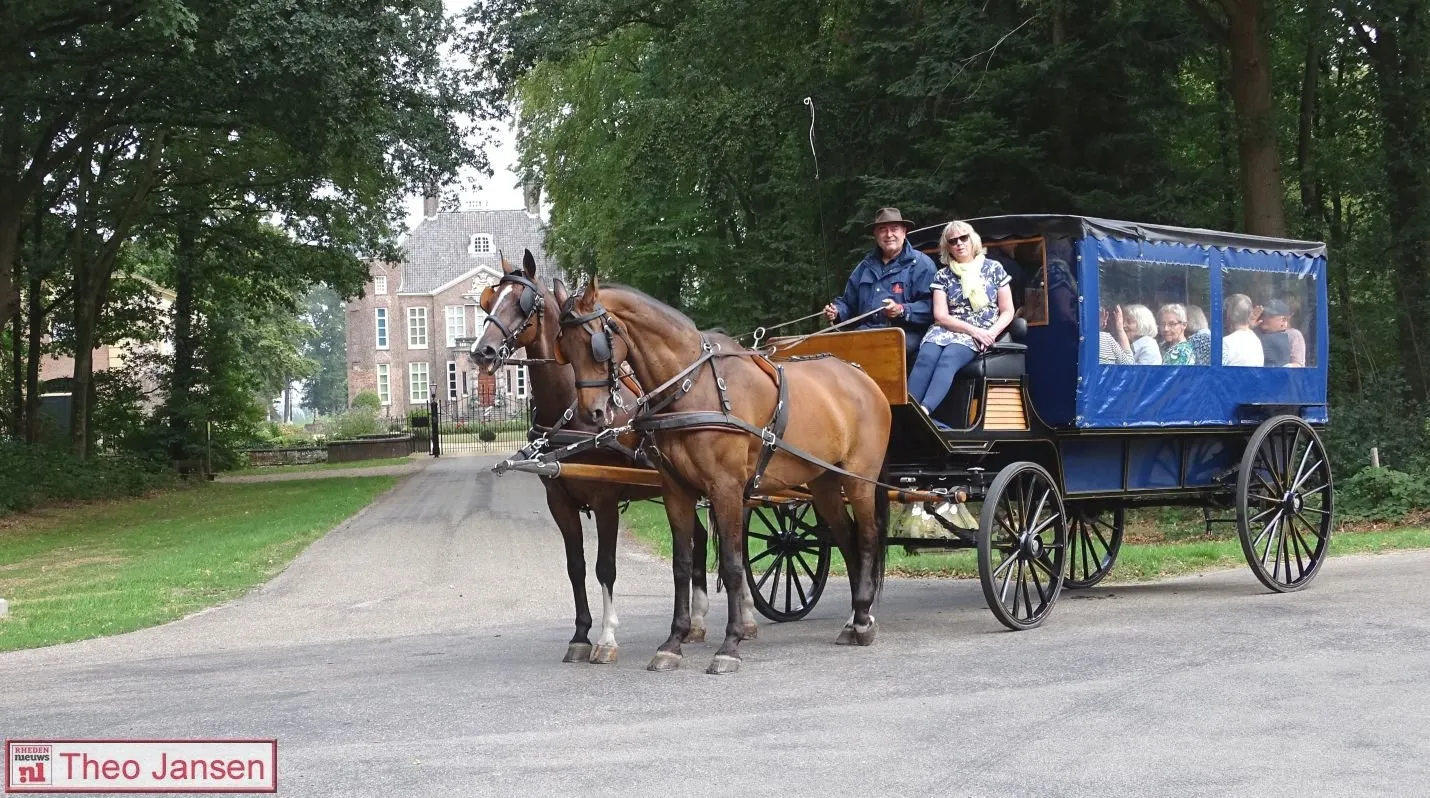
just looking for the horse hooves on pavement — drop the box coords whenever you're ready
[563,643,594,663]
[683,626,706,644]
[834,626,857,646]
[854,621,877,646]
[589,644,619,665]
[647,651,684,672]
[706,654,742,675]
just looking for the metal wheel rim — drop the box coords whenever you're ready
[744,502,830,622]
[1237,416,1334,592]
[1064,507,1124,589]
[978,463,1068,630]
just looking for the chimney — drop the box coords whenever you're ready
[523,181,542,218]
[422,189,439,219]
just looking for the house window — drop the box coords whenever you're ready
[469,234,493,255]
[447,361,458,401]
[469,303,486,335]
[409,362,429,403]
[445,305,465,348]
[505,365,528,398]
[407,306,428,349]
[376,364,391,405]
[375,308,388,349]
[374,275,387,295]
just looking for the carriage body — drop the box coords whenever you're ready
[754,215,1334,627]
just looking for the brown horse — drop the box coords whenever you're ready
[553,277,891,674]
[471,251,731,663]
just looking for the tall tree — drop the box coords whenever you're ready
[300,286,349,417]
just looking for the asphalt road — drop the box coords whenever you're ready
[2,455,1427,797]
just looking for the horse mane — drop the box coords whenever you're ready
[599,285,753,353]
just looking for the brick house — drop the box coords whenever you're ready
[345,194,564,416]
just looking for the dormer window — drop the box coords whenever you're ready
[373,275,387,295]
[469,234,492,255]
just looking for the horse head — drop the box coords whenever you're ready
[553,274,631,428]
[470,249,550,374]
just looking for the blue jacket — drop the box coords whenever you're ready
[832,243,935,338]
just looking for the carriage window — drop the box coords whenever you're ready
[1222,269,1318,368]
[985,238,1048,326]
[1098,260,1212,366]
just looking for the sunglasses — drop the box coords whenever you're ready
[947,234,971,245]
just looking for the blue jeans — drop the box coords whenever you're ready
[908,341,978,412]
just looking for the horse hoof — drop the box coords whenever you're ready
[647,651,683,672]
[683,626,706,644]
[563,643,593,663]
[589,644,619,664]
[834,626,857,646]
[740,623,758,641]
[706,654,742,675]
[854,621,877,647]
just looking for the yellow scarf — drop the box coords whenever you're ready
[949,254,988,311]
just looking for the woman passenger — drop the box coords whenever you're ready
[1186,305,1212,365]
[907,221,1014,429]
[1157,303,1195,365]
[1114,303,1162,365]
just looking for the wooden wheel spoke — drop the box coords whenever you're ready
[748,547,776,566]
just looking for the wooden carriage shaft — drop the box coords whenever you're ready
[547,462,967,505]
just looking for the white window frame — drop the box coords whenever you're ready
[373,275,387,295]
[469,234,493,255]
[375,308,388,350]
[409,362,430,403]
[516,365,527,398]
[445,305,465,348]
[376,364,391,405]
[469,303,486,338]
[447,361,458,401]
[407,306,428,349]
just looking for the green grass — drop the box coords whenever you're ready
[620,499,1430,583]
[0,477,395,651]
[226,456,414,476]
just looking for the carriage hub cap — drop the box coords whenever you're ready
[1020,533,1043,558]
[1284,492,1303,513]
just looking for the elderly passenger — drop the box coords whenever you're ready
[1113,303,1161,365]
[1186,305,1212,365]
[1222,293,1264,366]
[907,220,1014,428]
[1157,303,1195,365]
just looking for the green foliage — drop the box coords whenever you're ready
[1324,377,1430,475]
[328,409,382,440]
[0,441,176,517]
[351,390,382,411]
[1338,467,1430,523]
[478,429,497,442]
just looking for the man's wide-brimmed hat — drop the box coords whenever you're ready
[869,207,915,230]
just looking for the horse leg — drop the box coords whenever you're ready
[808,474,859,645]
[589,497,621,664]
[649,482,699,672]
[842,477,884,646]
[708,484,752,674]
[545,480,593,663]
[685,511,709,644]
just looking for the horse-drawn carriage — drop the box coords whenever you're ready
[481,214,1333,673]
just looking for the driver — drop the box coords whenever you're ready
[824,207,935,364]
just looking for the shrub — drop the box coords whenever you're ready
[352,390,381,411]
[478,429,497,442]
[1337,467,1430,522]
[0,441,177,517]
[329,408,382,440]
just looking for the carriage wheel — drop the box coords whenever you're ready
[1236,415,1334,593]
[743,501,831,622]
[978,462,1069,631]
[1064,507,1124,589]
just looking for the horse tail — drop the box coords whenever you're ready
[873,468,890,604]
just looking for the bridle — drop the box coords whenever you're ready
[556,293,629,412]
[474,270,548,368]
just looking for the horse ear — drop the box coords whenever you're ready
[553,278,569,307]
[500,251,514,274]
[578,273,600,310]
[522,249,537,276]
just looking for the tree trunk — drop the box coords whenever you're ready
[166,222,200,461]
[0,203,19,337]
[1296,0,1323,231]
[1223,0,1287,236]
[24,272,43,443]
[7,257,20,438]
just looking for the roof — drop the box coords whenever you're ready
[909,214,1328,258]
[395,209,566,294]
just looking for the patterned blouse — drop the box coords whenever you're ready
[922,257,1011,349]
[1161,339,1194,365]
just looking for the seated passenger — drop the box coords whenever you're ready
[1097,306,1132,364]
[908,221,1014,428]
[1222,293,1264,366]
[1113,303,1161,364]
[1256,298,1293,366]
[1157,303,1195,364]
[1186,305,1212,364]
[824,207,935,364]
